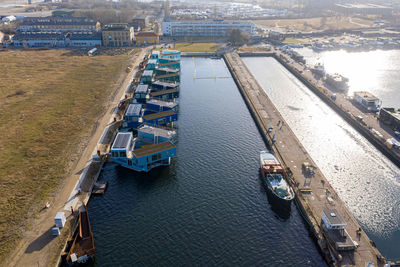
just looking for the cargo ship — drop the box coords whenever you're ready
[259,150,295,202]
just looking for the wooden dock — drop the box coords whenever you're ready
[224,52,385,267]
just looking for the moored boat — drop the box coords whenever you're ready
[324,73,349,92]
[259,150,294,202]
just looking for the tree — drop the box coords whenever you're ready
[227,29,249,46]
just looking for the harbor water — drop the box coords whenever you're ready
[87,57,326,266]
[295,48,400,107]
[243,56,400,260]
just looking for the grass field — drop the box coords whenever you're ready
[174,42,218,52]
[254,16,374,31]
[0,49,130,261]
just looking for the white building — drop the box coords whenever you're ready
[162,20,254,37]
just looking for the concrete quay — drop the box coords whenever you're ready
[224,52,384,267]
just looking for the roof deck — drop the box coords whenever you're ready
[322,209,346,227]
[151,80,179,89]
[146,99,177,108]
[125,104,142,117]
[111,132,132,150]
[147,59,157,65]
[354,91,379,102]
[133,142,175,158]
[143,110,176,121]
[143,70,153,77]
[150,88,179,97]
[136,84,149,94]
[138,125,176,139]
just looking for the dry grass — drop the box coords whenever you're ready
[174,42,218,52]
[254,16,374,31]
[0,49,131,261]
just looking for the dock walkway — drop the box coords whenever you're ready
[224,52,384,267]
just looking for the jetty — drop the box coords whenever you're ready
[224,52,385,266]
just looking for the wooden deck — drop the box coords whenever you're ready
[133,142,175,158]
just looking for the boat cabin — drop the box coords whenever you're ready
[143,109,177,127]
[151,80,179,91]
[353,91,381,112]
[150,88,179,100]
[134,84,149,103]
[141,70,154,84]
[110,131,176,172]
[146,59,158,70]
[321,209,356,251]
[146,99,178,113]
[123,103,143,129]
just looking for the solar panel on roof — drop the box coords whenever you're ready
[112,133,131,149]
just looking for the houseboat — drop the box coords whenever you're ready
[150,50,160,60]
[259,150,295,203]
[146,98,178,113]
[160,50,181,60]
[123,103,143,129]
[134,84,149,103]
[155,67,180,83]
[110,131,176,172]
[138,125,177,144]
[310,62,325,78]
[141,70,153,84]
[146,59,158,70]
[143,109,178,128]
[324,73,349,92]
[353,91,381,112]
[150,88,179,100]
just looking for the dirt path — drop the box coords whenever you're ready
[5,47,149,267]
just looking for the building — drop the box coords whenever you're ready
[379,108,400,131]
[132,18,147,30]
[335,3,392,16]
[17,16,100,32]
[102,23,134,47]
[135,32,159,45]
[321,209,356,251]
[162,20,254,37]
[12,31,101,47]
[353,91,381,112]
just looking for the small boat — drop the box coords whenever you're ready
[310,62,325,77]
[260,151,295,202]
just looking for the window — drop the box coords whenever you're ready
[152,153,162,162]
[111,151,118,157]
[120,151,127,157]
[128,160,132,166]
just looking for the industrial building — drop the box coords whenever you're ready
[17,16,100,32]
[102,23,135,47]
[162,20,254,37]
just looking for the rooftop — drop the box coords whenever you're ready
[150,88,178,97]
[133,142,175,158]
[151,80,179,88]
[138,125,176,139]
[136,31,158,37]
[143,70,153,77]
[103,23,130,31]
[354,91,379,101]
[136,84,149,94]
[322,209,346,226]
[147,59,157,65]
[144,110,176,121]
[112,132,132,150]
[125,104,142,117]
[13,31,101,40]
[146,99,177,108]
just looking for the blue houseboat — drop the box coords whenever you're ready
[158,58,180,70]
[161,50,181,60]
[143,110,178,127]
[110,131,176,172]
[146,99,178,113]
[155,67,180,82]
[150,50,160,60]
[151,80,179,91]
[134,84,149,103]
[150,88,179,100]
[123,103,143,129]
[141,70,154,84]
[146,59,158,70]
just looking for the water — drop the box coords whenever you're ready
[243,56,400,260]
[295,48,400,107]
[88,58,326,266]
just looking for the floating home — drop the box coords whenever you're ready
[146,98,178,113]
[151,80,179,91]
[160,50,181,60]
[150,88,179,100]
[146,59,158,70]
[353,91,381,112]
[134,84,149,103]
[141,70,154,84]
[110,131,176,172]
[321,209,356,251]
[158,58,180,69]
[143,110,178,128]
[150,50,160,60]
[138,125,177,144]
[155,67,180,82]
[123,103,143,129]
